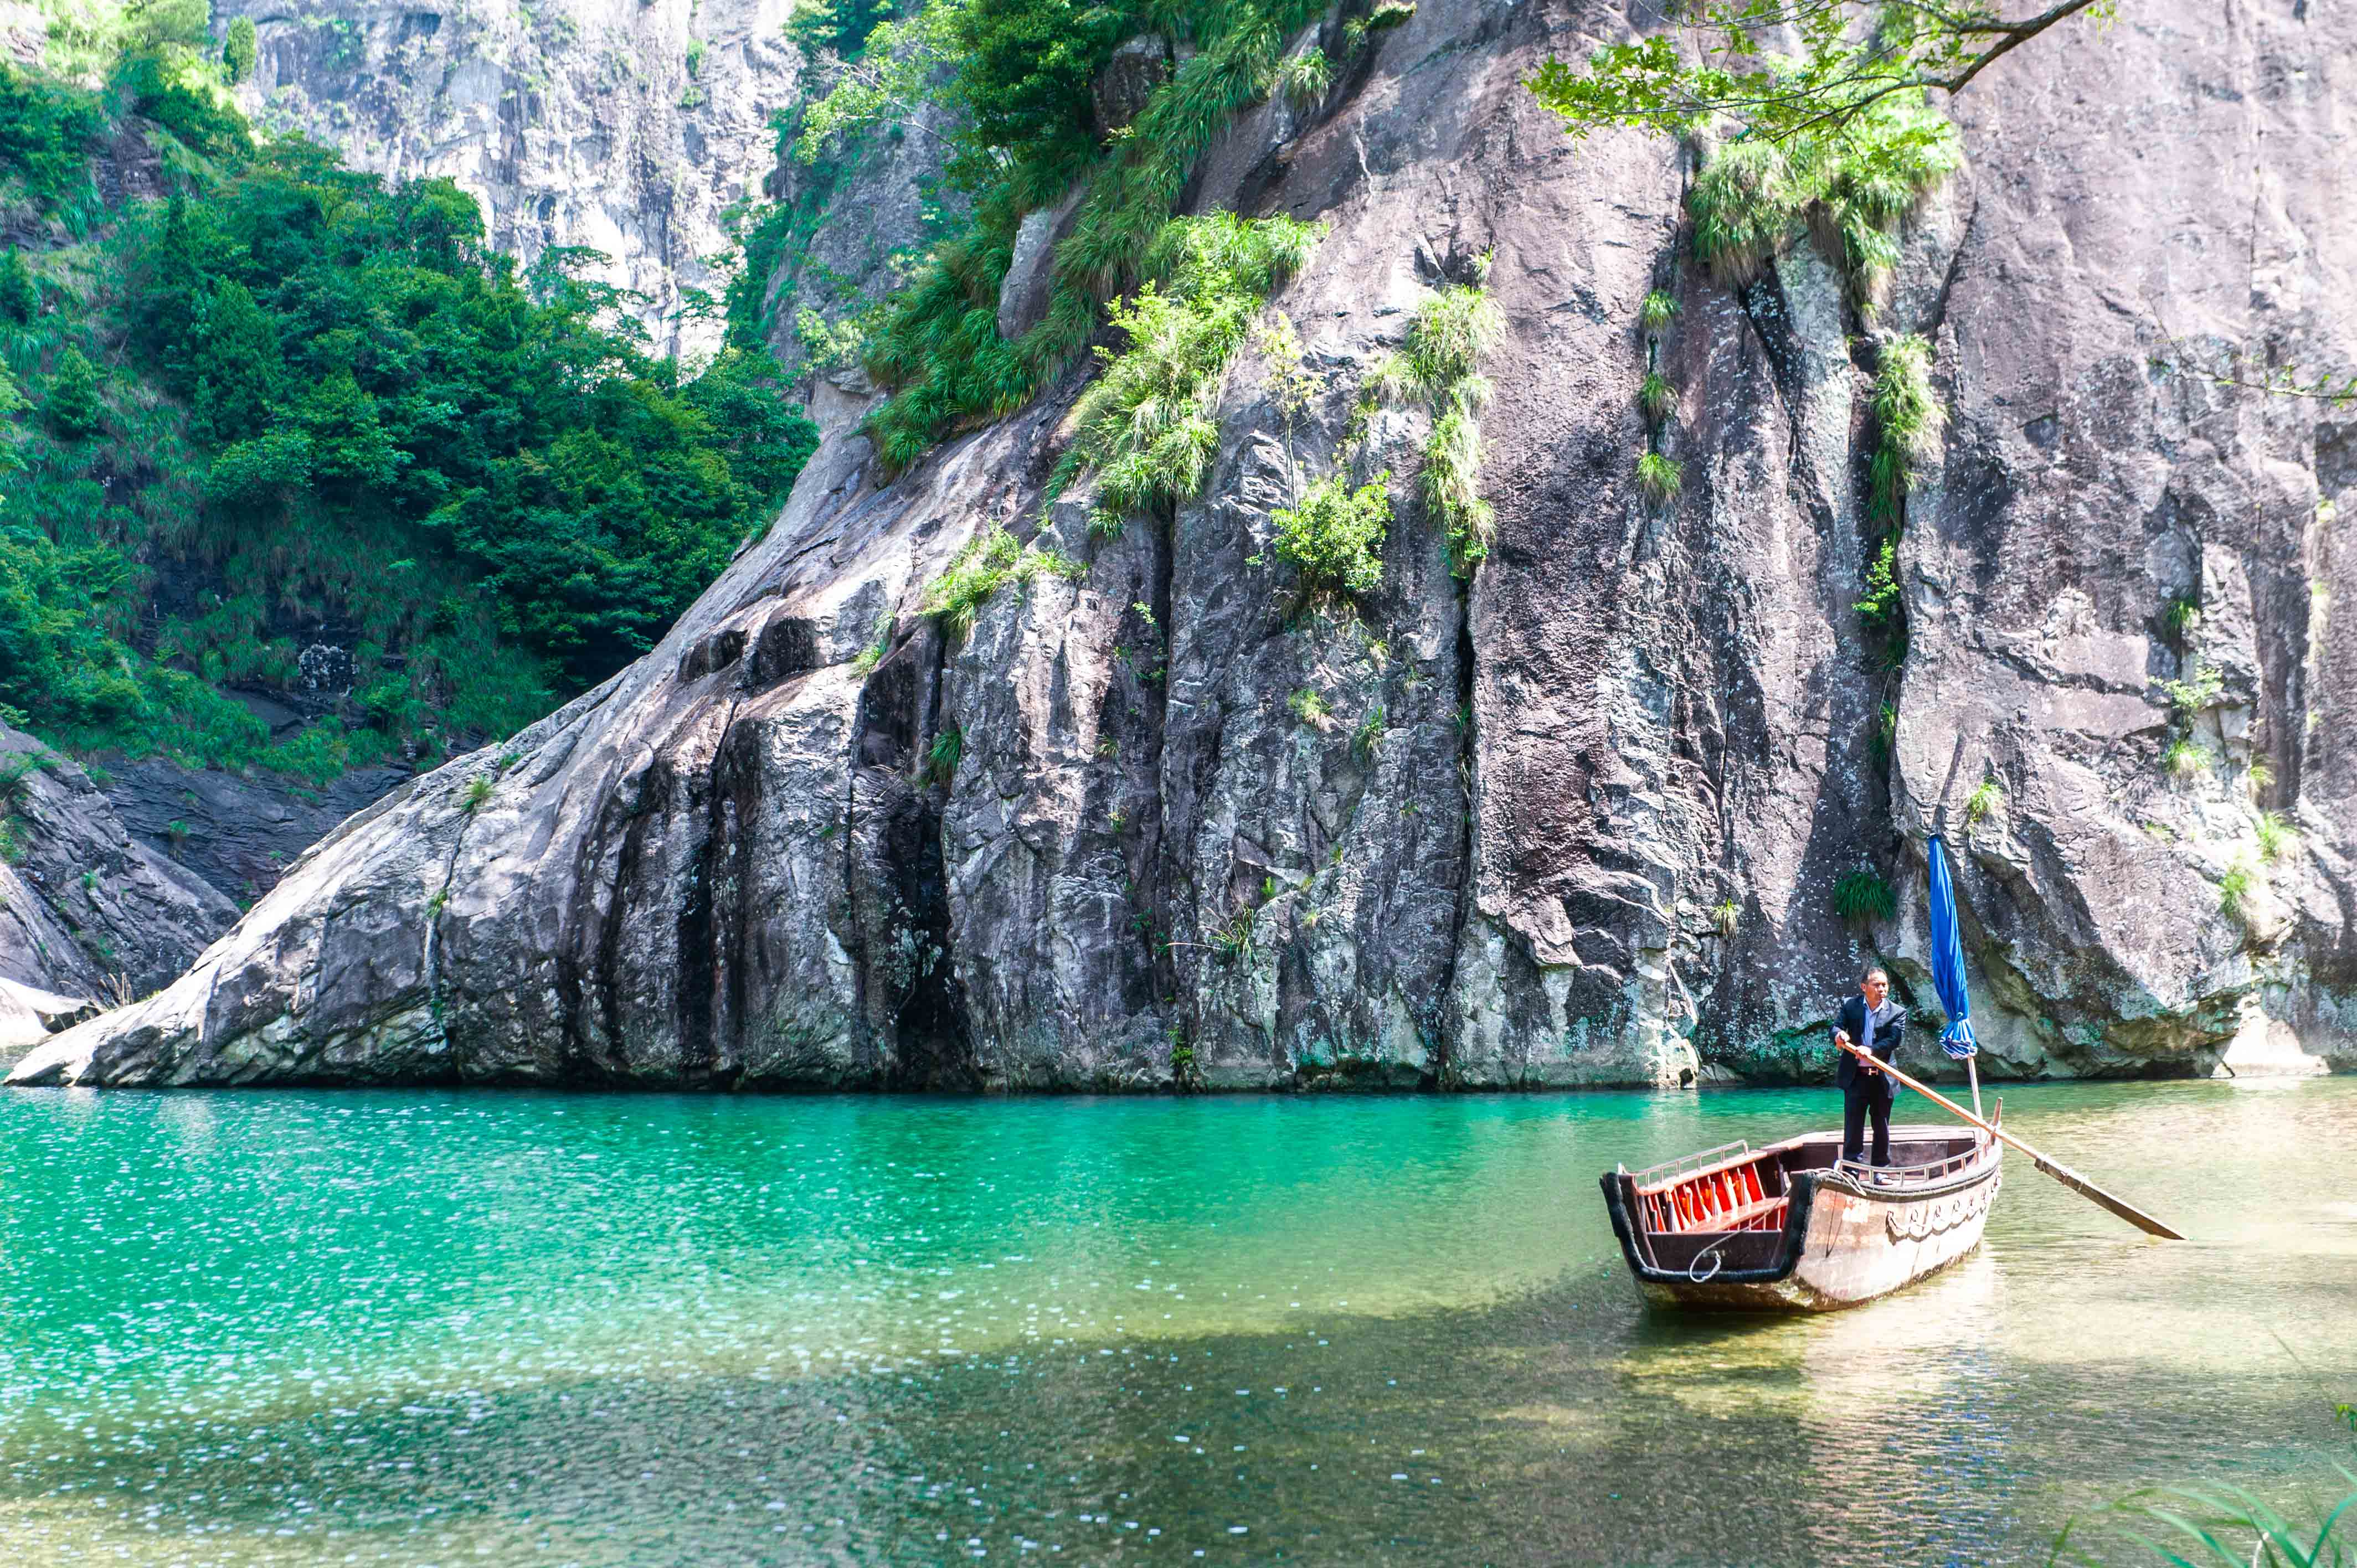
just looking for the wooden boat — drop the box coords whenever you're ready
[1599,1123,2003,1311]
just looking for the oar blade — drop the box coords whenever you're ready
[2041,1159,2187,1241]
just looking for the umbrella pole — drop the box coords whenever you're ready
[1966,1054,1983,1122]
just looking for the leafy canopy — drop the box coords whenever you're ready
[0,48,819,777]
[1526,0,2115,147]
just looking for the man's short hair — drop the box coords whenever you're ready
[1861,965,1890,984]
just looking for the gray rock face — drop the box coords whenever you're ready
[752,100,958,408]
[221,0,801,355]
[101,758,416,909]
[0,728,242,1066]
[17,0,2353,1091]
[1090,35,1171,138]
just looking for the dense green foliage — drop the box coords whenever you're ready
[949,0,1130,192]
[786,0,906,61]
[1272,470,1391,596]
[222,17,256,85]
[0,37,817,778]
[0,63,106,212]
[802,0,1331,470]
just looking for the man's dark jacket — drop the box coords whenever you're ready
[1831,996,1906,1091]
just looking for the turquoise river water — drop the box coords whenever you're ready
[1,1079,2351,1566]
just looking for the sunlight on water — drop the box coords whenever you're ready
[0,1079,2350,1565]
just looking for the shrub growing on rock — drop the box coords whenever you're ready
[1273,470,1390,596]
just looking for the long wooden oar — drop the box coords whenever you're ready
[1837,1039,2185,1240]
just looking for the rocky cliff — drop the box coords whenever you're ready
[220,0,802,355]
[15,0,2352,1090]
[0,726,239,1059]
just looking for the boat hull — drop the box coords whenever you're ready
[1601,1133,2003,1312]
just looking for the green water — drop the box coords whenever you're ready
[0,1080,2350,1566]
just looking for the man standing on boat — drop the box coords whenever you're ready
[1831,966,1906,1168]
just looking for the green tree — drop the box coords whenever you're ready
[950,0,1129,188]
[0,249,39,323]
[204,429,311,513]
[130,195,213,376]
[188,278,280,444]
[0,75,822,773]
[1525,0,2112,146]
[122,0,210,52]
[294,373,402,494]
[45,345,102,439]
[0,533,148,726]
[0,64,106,208]
[681,348,822,504]
[223,16,258,85]
[786,0,901,60]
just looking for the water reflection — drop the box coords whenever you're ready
[0,1079,2349,1565]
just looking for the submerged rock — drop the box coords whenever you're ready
[14,0,2353,1090]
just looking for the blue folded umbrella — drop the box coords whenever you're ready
[1927,835,1978,1059]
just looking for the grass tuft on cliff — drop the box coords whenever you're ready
[1053,212,1323,535]
[1636,451,1684,504]
[1855,334,1941,657]
[920,524,1083,641]
[1682,90,1956,306]
[1833,868,1896,924]
[1362,276,1505,575]
[1869,333,1943,522]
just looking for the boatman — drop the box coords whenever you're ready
[1830,966,1906,1168]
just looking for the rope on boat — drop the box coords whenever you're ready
[1686,1239,1728,1283]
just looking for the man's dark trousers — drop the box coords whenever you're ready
[1843,1075,1894,1167]
[1832,992,1905,1167]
